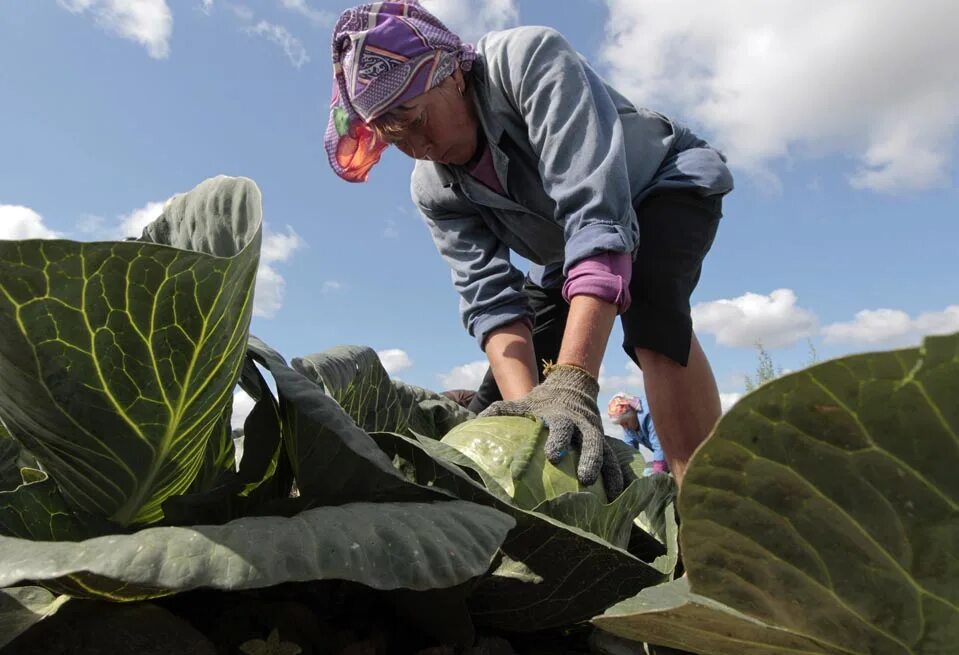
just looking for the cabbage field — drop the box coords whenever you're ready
[1,176,956,654]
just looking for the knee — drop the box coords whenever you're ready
[634,347,678,373]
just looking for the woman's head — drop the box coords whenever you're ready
[369,67,479,166]
[608,393,643,427]
[325,1,477,182]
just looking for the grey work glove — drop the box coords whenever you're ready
[478,363,624,498]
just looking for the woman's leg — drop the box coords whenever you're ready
[620,189,725,484]
[636,332,721,483]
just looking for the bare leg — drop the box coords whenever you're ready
[635,332,721,484]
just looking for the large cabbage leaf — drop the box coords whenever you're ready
[594,578,837,654]
[594,332,959,654]
[245,337,458,506]
[372,430,664,631]
[0,176,260,526]
[0,500,513,600]
[0,337,515,602]
[0,430,23,491]
[0,586,69,649]
[293,345,472,439]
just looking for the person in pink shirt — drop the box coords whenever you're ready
[325,2,732,495]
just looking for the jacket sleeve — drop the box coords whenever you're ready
[413,174,533,350]
[487,27,645,273]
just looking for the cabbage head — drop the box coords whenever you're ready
[441,416,606,508]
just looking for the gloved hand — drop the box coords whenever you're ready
[478,363,624,497]
[647,460,668,476]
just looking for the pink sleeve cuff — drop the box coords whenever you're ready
[562,252,633,313]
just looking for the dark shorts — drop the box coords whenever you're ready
[467,189,723,413]
[621,189,723,368]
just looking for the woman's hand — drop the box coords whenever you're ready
[479,363,623,496]
[480,295,624,496]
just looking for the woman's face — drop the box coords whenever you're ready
[382,68,480,166]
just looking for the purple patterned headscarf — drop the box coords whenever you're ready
[325,1,476,182]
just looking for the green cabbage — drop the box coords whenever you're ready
[441,416,606,508]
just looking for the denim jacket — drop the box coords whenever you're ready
[622,411,665,463]
[411,26,733,348]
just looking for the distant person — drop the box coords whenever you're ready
[607,393,668,475]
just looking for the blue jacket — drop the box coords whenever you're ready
[412,26,733,348]
[622,411,664,462]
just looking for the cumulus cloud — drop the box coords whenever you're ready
[116,200,167,238]
[231,388,256,430]
[321,281,342,295]
[0,205,61,240]
[255,226,304,318]
[247,20,309,68]
[277,0,332,25]
[439,360,488,390]
[261,225,303,265]
[822,305,959,346]
[253,266,286,318]
[598,361,645,394]
[601,0,959,192]
[720,392,743,413]
[377,349,413,376]
[383,219,399,239]
[693,289,819,349]
[420,0,519,42]
[59,0,172,59]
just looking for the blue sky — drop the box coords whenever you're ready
[1,1,957,435]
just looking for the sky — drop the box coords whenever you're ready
[1,0,958,443]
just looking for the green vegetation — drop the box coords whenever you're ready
[1,176,954,654]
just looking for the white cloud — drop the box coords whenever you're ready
[247,20,309,68]
[439,360,488,390]
[383,219,399,239]
[260,225,303,264]
[0,205,61,239]
[277,0,331,25]
[254,226,304,319]
[601,0,959,192]
[76,215,107,235]
[59,0,172,59]
[200,0,213,14]
[420,0,519,43]
[321,280,342,295]
[377,349,413,375]
[693,289,819,349]
[720,392,743,413]
[117,200,167,238]
[228,3,254,22]
[598,361,645,394]
[822,305,959,346]
[253,265,285,318]
[231,388,256,430]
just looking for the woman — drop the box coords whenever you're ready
[325,1,733,495]
[607,393,667,476]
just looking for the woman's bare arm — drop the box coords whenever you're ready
[483,320,538,400]
[557,295,617,379]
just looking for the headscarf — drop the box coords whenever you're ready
[607,392,643,425]
[325,1,476,182]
